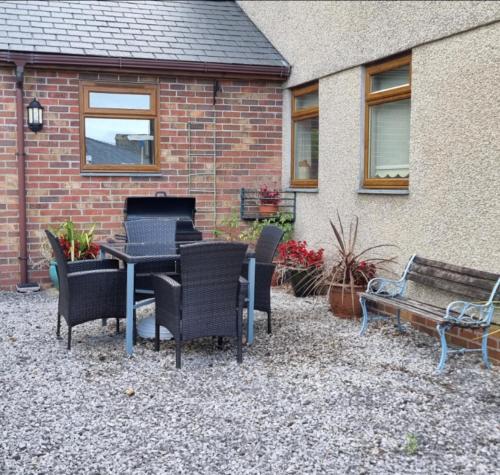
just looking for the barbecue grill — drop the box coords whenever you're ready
[123,193,203,242]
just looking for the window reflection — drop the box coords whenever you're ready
[85,118,154,165]
[89,92,150,110]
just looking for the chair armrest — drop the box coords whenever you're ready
[366,277,406,297]
[67,259,118,273]
[238,276,248,301]
[445,300,493,326]
[152,274,182,337]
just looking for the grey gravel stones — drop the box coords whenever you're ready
[0,289,498,474]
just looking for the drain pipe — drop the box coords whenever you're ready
[14,61,30,289]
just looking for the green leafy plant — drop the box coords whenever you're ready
[240,212,294,243]
[214,211,242,241]
[404,433,419,456]
[50,219,100,261]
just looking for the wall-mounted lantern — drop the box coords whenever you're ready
[27,98,43,132]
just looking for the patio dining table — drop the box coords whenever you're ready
[99,241,256,356]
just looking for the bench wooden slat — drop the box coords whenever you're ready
[408,272,492,301]
[359,292,446,322]
[413,256,499,282]
[410,263,495,292]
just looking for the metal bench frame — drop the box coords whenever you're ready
[359,254,500,372]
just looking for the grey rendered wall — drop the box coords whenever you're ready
[238,0,500,292]
[239,0,500,87]
[292,23,499,286]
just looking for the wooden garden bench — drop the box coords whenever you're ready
[359,255,500,372]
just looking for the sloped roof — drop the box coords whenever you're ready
[0,0,288,67]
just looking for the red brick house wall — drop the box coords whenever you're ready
[0,67,283,289]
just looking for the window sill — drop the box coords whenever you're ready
[81,172,163,177]
[357,188,409,195]
[285,187,319,193]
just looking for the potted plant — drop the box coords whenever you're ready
[276,240,324,297]
[48,220,101,288]
[321,214,395,318]
[258,184,281,216]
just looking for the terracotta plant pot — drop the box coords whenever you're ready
[259,203,279,216]
[328,285,364,318]
[290,269,320,297]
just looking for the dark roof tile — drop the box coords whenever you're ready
[0,1,287,68]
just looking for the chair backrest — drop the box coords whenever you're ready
[255,225,284,263]
[45,230,69,293]
[408,255,500,302]
[124,218,177,244]
[179,241,248,339]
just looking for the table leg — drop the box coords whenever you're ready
[247,257,256,345]
[126,263,135,357]
[100,248,106,327]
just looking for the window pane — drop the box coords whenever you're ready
[371,65,409,93]
[368,99,410,179]
[295,91,318,111]
[89,92,150,110]
[294,116,319,181]
[85,118,154,165]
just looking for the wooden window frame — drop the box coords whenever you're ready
[363,54,411,189]
[80,83,160,173]
[291,82,319,188]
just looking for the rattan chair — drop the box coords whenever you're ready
[45,230,126,350]
[152,241,248,369]
[124,218,178,293]
[241,225,284,334]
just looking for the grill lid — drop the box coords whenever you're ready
[124,196,197,223]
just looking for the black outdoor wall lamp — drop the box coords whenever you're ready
[27,98,43,132]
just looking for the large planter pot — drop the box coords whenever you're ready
[328,285,364,318]
[259,203,279,216]
[49,260,59,289]
[290,269,320,297]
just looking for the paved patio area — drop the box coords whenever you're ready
[0,289,498,474]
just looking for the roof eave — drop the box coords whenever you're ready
[0,51,290,81]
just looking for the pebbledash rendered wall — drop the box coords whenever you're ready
[0,68,283,289]
[240,1,500,360]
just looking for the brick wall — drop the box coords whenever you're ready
[0,67,283,289]
[374,302,500,363]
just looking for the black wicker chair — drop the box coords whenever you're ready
[241,225,284,334]
[45,230,126,350]
[152,241,248,369]
[124,218,178,293]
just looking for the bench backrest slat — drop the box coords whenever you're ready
[409,256,499,301]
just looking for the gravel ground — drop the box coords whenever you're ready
[0,288,498,474]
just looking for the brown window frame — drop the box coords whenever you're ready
[291,82,319,188]
[363,54,411,189]
[80,83,160,173]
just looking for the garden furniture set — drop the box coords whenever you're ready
[46,222,284,367]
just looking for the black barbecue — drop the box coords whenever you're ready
[123,193,203,242]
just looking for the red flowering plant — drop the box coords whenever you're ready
[51,220,100,261]
[259,184,281,205]
[277,240,324,271]
[276,240,325,296]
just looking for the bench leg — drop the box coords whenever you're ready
[482,327,492,369]
[436,323,450,373]
[395,309,405,333]
[359,296,369,336]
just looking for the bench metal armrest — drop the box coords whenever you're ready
[445,300,493,326]
[366,277,406,297]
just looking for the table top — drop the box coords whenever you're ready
[99,242,179,264]
[100,240,255,264]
